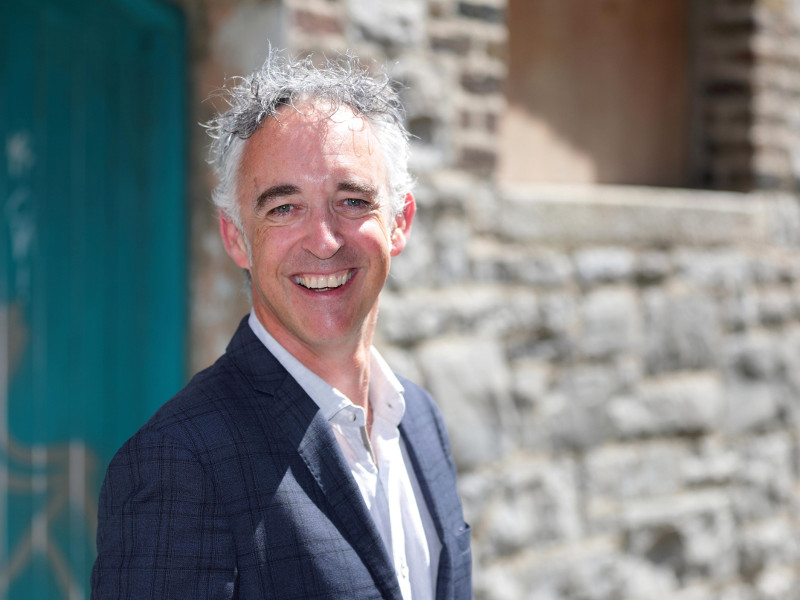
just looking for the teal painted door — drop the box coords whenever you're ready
[1,0,186,597]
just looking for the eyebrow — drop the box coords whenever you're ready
[255,184,300,211]
[338,181,379,198]
[254,181,380,211]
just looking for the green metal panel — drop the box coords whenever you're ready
[1,0,186,597]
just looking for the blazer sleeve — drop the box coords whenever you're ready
[91,430,236,600]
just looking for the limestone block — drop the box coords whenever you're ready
[380,286,540,344]
[467,457,581,558]
[585,441,691,507]
[739,519,800,583]
[511,357,550,407]
[728,433,795,521]
[761,191,800,247]
[417,336,516,469]
[675,249,754,292]
[392,57,454,173]
[751,255,787,286]
[757,288,795,325]
[778,328,800,424]
[723,332,781,380]
[608,373,724,438]
[580,288,641,360]
[497,185,765,247]
[213,1,287,75]
[510,358,552,450]
[635,251,674,284]
[512,292,579,361]
[574,247,637,286]
[424,171,501,234]
[387,203,437,290]
[543,365,618,450]
[721,291,761,331]
[470,239,573,287]
[475,541,677,600]
[347,0,427,47]
[538,292,579,339]
[683,437,740,487]
[622,491,738,584]
[722,380,782,434]
[431,215,472,285]
[643,291,721,374]
[754,566,800,600]
[671,583,756,600]
[722,335,788,436]
[379,291,452,343]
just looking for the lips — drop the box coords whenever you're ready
[293,269,354,291]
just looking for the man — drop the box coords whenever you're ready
[91,51,472,599]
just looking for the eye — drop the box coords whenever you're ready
[343,198,367,208]
[270,203,294,215]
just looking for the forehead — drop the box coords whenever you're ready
[241,102,385,172]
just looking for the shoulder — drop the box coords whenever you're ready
[397,374,435,409]
[397,375,454,460]
[139,353,246,444]
[136,318,286,450]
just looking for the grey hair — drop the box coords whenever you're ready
[204,49,414,230]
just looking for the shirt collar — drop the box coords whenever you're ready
[248,310,406,424]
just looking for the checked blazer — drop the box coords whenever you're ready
[91,317,473,599]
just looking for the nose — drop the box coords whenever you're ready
[302,208,343,259]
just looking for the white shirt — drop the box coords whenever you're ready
[248,312,441,600]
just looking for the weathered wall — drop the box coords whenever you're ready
[178,0,800,598]
[381,179,800,599]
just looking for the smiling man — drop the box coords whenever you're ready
[91,51,472,600]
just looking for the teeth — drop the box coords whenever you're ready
[295,271,352,290]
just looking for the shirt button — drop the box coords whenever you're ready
[400,563,409,579]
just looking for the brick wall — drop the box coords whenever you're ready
[695,0,800,191]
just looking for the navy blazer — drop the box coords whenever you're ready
[91,318,472,599]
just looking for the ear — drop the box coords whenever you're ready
[390,193,416,257]
[219,210,251,269]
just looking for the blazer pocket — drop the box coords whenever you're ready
[455,522,472,555]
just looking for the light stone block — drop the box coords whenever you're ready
[579,288,640,360]
[608,373,724,438]
[417,336,516,469]
[643,291,721,374]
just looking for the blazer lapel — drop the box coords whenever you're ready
[226,319,403,600]
[398,398,450,542]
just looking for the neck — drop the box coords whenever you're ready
[253,306,380,412]
[311,344,372,410]
[259,328,375,412]
[297,340,374,433]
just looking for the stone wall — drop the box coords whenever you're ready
[179,0,800,598]
[379,179,800,599]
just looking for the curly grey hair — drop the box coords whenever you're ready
[204,49,414,231]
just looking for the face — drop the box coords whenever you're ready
[220,103,415,360]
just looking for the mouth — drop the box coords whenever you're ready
[293,269,354,292]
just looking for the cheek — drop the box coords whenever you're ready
[358,214,393,245]
[250,225,292,258]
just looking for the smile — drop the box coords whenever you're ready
[294,270,354,291]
